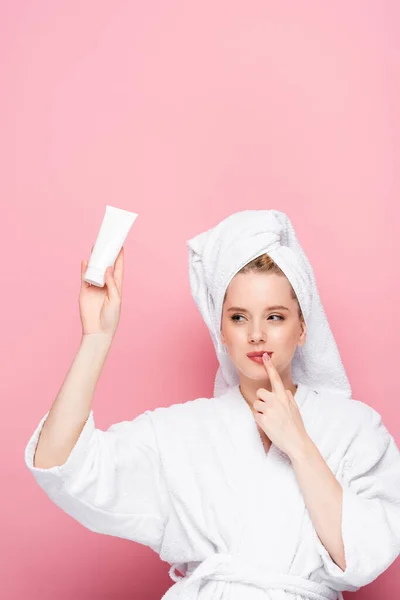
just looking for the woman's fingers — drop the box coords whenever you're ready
[105,265,120,301]
[80,245,123,295]
[113,247,124,296]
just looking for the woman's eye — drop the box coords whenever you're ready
[230,314,284,322]
[230,314,244,322]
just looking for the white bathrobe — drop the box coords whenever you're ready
[24,382,400,599]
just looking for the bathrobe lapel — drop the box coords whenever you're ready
[221,382,311,570]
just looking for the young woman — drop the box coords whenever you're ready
[25,210,400,600]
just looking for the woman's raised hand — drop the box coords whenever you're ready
[79,246,124,338]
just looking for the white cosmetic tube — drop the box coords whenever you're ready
[84,205,138,287]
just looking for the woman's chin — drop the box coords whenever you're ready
[242,368,271,381]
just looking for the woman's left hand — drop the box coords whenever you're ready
[253,353,310,459]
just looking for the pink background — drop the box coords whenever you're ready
[1,1,399,598]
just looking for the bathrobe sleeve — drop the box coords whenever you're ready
[24,408,170,555]
[313,407,400,591]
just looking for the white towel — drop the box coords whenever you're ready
[186,209,352,399]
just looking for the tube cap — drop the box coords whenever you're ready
[84,266,105,287]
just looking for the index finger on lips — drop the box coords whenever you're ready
[262,353,287,398]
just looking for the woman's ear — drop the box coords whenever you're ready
[298,321,307,347]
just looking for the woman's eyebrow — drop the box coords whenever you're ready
[227,305,289,312]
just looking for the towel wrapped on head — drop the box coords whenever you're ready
[186,209,351,399]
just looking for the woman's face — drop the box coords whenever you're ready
[220,272,306,384]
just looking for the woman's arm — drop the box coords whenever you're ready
[34,333,113,468]
[289,438,346,570]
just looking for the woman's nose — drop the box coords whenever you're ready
[248,329,266,343]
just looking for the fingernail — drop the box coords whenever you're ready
[263,352,270,361]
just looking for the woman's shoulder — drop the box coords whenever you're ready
[303,385,391,452]
[298,386,397,470]
[144,393,216,427]
[307,386,383,425]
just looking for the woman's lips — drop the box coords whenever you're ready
[247,353,273,364]
[248,356,265,364]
